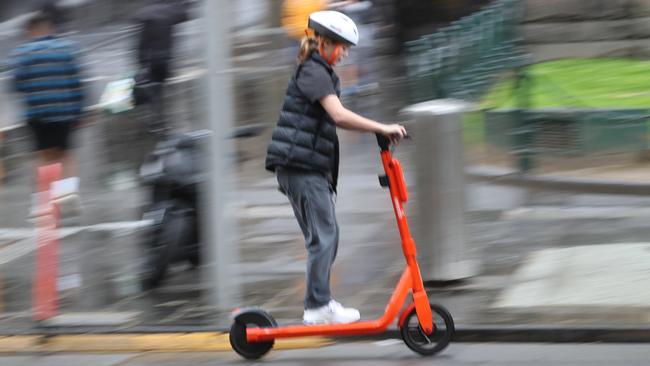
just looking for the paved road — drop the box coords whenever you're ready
[2,342,650,365]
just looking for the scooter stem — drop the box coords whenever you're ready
[377,135,433,335]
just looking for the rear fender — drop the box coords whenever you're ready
[231,307,277,327]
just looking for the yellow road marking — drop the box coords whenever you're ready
[0,333,334,353]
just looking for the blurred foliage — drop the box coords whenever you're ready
[406,0,524,102]
[459,58,650,147]
[463,111,485,146]
[482,58,650,109]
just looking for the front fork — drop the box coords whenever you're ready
[400,242,433,335]
[401,234,433,335]
[412,281,434,335]
[396,284,434,336]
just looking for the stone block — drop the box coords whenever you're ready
[528,40,650,62]
[628,16,650,38]
[630,0,650,16]
[524,20,634,44]
[525,0,632,22]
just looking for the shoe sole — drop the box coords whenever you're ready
[302,318,361,325]
[303,320,330,325]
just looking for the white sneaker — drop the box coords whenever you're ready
[54,193,83,219]
[28,192,82,222]
[51,177,82,218]
[51,177,79,201]
[303,300,361,325]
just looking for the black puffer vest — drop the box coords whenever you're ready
[265,53,341,189]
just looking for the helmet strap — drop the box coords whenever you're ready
[320,43,341,65]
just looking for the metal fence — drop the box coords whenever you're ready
[406,0,526,102]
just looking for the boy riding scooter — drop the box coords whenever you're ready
[230,11,454,360]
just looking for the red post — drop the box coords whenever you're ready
[32,163,61,321]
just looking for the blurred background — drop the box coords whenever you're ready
[1,0,650,339]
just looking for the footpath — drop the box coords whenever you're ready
[2,130,650,352]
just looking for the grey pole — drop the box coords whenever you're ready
[267,0,283,28]
[401,99,478,282]
[202,0,240,314]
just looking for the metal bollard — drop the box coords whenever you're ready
[401,99,477,282]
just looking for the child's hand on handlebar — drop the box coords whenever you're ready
[381,124,408,144]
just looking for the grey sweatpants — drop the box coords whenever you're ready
[277,169,339,309]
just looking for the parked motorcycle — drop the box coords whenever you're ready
[139,130,207,289]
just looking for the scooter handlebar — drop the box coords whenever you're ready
[375,132,411,151]
[376,133,391,151]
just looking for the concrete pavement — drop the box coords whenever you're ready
[3,131,650,348]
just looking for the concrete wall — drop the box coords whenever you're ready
[523,0,650,61]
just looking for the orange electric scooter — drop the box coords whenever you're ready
[230,134,455,359]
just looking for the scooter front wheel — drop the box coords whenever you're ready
[230,308,276,360]
[400,303,454,356]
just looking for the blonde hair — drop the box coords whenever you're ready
[297,35,319,63]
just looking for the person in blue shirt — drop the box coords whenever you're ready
[9,13,85,212]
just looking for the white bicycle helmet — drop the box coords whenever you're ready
[308,11,359,46]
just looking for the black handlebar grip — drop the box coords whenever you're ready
[376,133,391,151]
[375,132,412,151]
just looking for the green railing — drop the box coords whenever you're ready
[406,0,526,102]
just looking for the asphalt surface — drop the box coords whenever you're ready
[2,342,650,365]
[3,0,650,341]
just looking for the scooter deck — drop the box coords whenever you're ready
[246,268,414,342]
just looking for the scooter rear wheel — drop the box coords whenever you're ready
[230,309,276,360]
[400,303,454,356]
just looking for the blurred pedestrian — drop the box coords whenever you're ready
[133,0,189,85]
[39,0,66,31]
[266,11,406,325]
[8,13,85,216]
[281,0,328,42]
[132,0,189,132]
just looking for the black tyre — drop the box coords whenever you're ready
[230,309,276,360]
[400,303,454,356]
[141,206,189,289]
